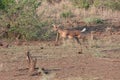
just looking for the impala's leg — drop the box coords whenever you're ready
[75,37,82,53]
[55,32,59,42]
[68,36,75,47]
[55,32,60,44]
[71,38,75,47]
[74,37,81,44]
[82,37,89,49]
[62,37,66,46]
[54,32,60,46]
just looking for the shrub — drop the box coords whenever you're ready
[41,30,55,41]
[46,0,62,4]
[93,0,102,7]
[70,0,120,10]
[70,0,91,9]
[104,0,120,10]
[0,0,45,41]
[60,10,73,19]
[93,0,120,10]
[0,0,13,10]
[83,17,103,24]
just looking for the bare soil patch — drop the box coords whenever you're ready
[0,31,120,80]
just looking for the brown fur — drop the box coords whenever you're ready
[52,24,87,52]
[53,25,81,42]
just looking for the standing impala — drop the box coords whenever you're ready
[52,24,87,53]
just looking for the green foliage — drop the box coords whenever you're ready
[8,26,37,40]
[104,0,120,10]
[93,0,120,10]
[0,0,13,10]
[70,0,90,9]
[70,0,120,10]
[83,17,103,24]
[41,30,55,40]
[93,0,102,7]
[0,0,46,40]
[0,0,120,41]
[60,10,73,18]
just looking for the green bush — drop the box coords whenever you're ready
[0,0,46,41]
[70,0,90,9]
[8,26,37,40]
[93,0,102,7]
[40,29,55,41]
[70,0,120,10]
[83,17,103,24]
[60,10,73,18]
[104,0,120,10]
[93,0,120,10]
[0,0,13,10]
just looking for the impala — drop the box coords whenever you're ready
[52,24,87,53]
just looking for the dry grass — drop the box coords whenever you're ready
[59,76,101,80]
[0,33,120,80]
[36,0,120,26]
[0,1,120,80]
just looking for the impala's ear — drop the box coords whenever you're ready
[52,24,60,28]
[58,24,61,27]
[52,24,55,27]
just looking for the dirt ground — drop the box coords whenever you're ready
[0,31,120,80]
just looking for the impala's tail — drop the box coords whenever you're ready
[81,28,87,32]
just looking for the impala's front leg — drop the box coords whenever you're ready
[54,32,61,46]
[62,37,65,44]
[55,32,59,42]
[75,37,82,53]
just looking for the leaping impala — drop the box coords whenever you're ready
[52,24,87,53]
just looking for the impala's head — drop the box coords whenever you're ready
[52,24,59,31]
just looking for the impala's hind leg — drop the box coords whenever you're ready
[68,36,76,47]
[62,37,67,46]
[75,37,82,53]
[82,37,89,50]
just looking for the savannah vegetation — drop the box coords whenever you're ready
[0,0,120,41]
[0,0,120,80]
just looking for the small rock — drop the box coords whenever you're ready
[40,47,44,49]
[78,51,83,54]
